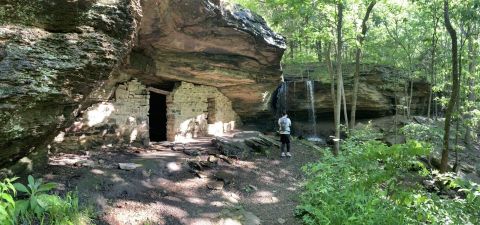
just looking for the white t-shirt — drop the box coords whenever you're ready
[278,115,291,134]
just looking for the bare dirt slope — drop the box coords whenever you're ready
[37,137,320,225]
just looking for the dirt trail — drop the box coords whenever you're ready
[38,137,320,225]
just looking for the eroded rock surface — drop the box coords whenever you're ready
[281,64,430,119]
[129,0,286,119]
[0,0,285,169]
[0,0,141,169]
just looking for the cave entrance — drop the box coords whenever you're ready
[149,91,167,142]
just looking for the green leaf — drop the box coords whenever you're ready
[0,193,14,206]
[27,176,34,187]
[12,183,29,194]
[14,200,28,216]
[37,183,57,193]
[0,206,8,216]
[36,194,50,210]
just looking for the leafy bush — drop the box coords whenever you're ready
[296,130,480,225]
[0,178,17,225]
[0,175,91,225]
[401,123,443,145]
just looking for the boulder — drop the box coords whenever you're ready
[212,131,279,158]
[0,0,285,169]
[129,0,285,120]
[0,0,141,169]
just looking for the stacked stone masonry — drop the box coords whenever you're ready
[52,80,241,151]
[167,82,240,141]
[52,80,150,151]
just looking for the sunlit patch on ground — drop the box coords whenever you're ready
[38,137,320,225]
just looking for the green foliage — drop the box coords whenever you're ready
[401,123,443,145]
[0,178,17,225]
[13,175,58,220]
[297,129,480,225]
[0,175,93,225]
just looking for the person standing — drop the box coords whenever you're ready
[278,111,292,157]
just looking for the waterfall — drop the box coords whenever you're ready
[306,80,318,138]
[276,81,288,117]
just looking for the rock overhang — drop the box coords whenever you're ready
[132,0,286,88]
[0,0,286,170]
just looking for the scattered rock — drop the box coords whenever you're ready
[194,171,209,178]
[118,163,142,170]
[215,171,234,184]
[183,149,201,156]
[208,155,219,163]
[218,155,234,164]
[248,184,258,191]
[158,141,173,147]
[188,161,203,171]
[212,131,279,159]
[278,218,286,224]
[200,161,216,169]
[98,159,105,164]
[207,181,224,190]
[74,160,95,168]
[216,207,261,225]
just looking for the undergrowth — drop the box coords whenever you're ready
[296,126,480,225]
[0,175,92,225]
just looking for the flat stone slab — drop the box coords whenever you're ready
[118,163,142,170]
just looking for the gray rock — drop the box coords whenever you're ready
[75,160,95,168]
[118,163,142,171]
[212,131,279,159]
[215,171,234,184]
[183,149,201,156]
[207,181,224,190]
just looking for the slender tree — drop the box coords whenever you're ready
[440,0,460,173]
[334,2,344,155]
[350,0,376,129]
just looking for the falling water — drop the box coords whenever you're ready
[306,80,318,138]
[276,81,288,117]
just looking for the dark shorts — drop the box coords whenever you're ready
[280,134,290,144]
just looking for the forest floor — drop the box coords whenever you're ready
[36,137,319,225]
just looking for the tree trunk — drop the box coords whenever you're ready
[408,80,414,117]
[427,14,439,118]
[325,42,336,110]
[350,0,376,129]
[440,0,460,173]
[465,32,476,149]
[342,81,349,128]
[315,40,323,64]
[334,2,344,156]
[427,7,439,119]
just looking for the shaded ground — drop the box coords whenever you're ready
[36,137,320,225]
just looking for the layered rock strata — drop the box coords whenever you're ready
[0,0,142,169]
[0,0,285,169]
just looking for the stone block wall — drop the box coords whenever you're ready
[167,82,240,141]
[52,80,149,151]
[52,80,241,151]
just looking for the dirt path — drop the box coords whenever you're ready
[38,137,320,225]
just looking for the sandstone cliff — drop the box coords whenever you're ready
[0,0,286,169]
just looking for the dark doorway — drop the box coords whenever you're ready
[207,98,216,124]
[149,92,167,142]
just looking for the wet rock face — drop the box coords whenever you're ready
[280,64,430,121]
[0,0,141,169]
